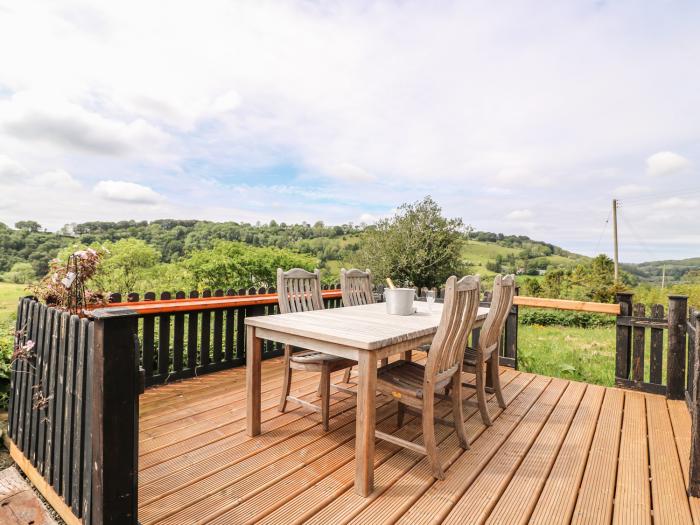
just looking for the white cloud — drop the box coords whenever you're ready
[323,163,375,182]
[646,151,691,177]
[614,184,651,197]
[33,169,80,189]
[0,154,27,181]
[506,209,534,220]
[0,91,170,157]
[93,180,164,204]
[653,197,698,210]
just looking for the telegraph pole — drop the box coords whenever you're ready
[612,199,619,283]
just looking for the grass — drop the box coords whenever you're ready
[0,282,26,326]
[517,324,615,386]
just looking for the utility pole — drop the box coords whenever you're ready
[612,199,619,283]
[662,265,666,288]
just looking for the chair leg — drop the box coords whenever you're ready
[451,373,469,450]
[279,346,293,413]
[489,357,506,409]
[476,360,492,426]
[342,366,353,383]
[422,394,444,480]
[397,402,405,427]
[320,363,331,431]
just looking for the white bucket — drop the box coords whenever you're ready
[384,288,416,315]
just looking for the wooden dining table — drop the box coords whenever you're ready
[245,301,489,497]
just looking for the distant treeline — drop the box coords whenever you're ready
[0,219,363,279]
[1,219,582,282]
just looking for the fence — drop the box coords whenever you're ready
[104,285,343,387]
[7,298,95,524]
[613,292,688,397]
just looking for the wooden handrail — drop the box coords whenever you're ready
[88,289,343,319]
[513,296,621,315]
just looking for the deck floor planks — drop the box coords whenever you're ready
[668,399,700,524]
[646,395,693,523]
[529,384,606,525]
[135,360,700,525]
[571,387,624,524]
[439,379,573,525]
[302,371,527,525]
[487,382,597,525]
[203,371,519,525]
[296,368,533,523]
[613,391,651,525]
[351,374,550,523]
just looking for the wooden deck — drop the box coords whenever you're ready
[137,353,700,524]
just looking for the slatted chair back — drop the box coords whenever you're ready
[478,274,516,356]
[340,268,375,307]
[277,268,324,314]
[424,275,481,384]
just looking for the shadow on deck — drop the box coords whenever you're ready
[137,353,699,524]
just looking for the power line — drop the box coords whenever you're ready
[619,214,657,262]
[593,209,611,256]
[618,187,700,207]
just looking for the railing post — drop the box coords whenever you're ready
[667,295,688,400]
[615,292,634,382]
[689,311,700,496]
[91,314,140,525]
[506,286,519,368]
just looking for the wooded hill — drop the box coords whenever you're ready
[1,219,695,283]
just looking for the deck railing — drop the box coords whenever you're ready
[13,286,700,522]
[7,298,96,523]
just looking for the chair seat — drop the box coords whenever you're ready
[290,350,354,371]
[377,360,452,400]
[463,346,478,366]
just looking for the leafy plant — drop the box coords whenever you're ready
[356,196,467,288]
[31,248,107,314]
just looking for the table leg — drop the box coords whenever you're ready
[355,351,376,497]
[246,326,262,437]
[402,349,412,362]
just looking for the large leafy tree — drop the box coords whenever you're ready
[356,196,467,288]
[184,241,317,290]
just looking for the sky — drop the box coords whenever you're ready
[0,1,699,263]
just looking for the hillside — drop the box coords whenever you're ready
[0,219,604,284]
[622,257,700,283]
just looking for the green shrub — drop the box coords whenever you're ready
[519,307,615,328]
[0,323,13,409]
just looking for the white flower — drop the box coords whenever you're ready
[23,340,35,352]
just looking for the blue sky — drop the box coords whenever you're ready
[0,0,699,262]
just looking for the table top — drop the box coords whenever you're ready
[245,302,489,351]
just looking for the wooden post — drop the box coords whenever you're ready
[91,314,139,525]
[503,285,519,369]
[615,292,634,382]
[689,311,700,496]
[667,295,688,400]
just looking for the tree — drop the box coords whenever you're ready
[0,262,36,283]
[184,241,317,289]
[356,196,466,288]
[57,239,162,294]
[15,221,41,232]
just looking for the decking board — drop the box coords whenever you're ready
[134,358,700,525]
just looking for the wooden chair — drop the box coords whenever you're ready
[339,268,381,383]
[277,268,355,431]
[462,274,515,426]
[374,275,480,479]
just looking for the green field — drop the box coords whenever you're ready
[0,282,26,326]
[518,325,615,386]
